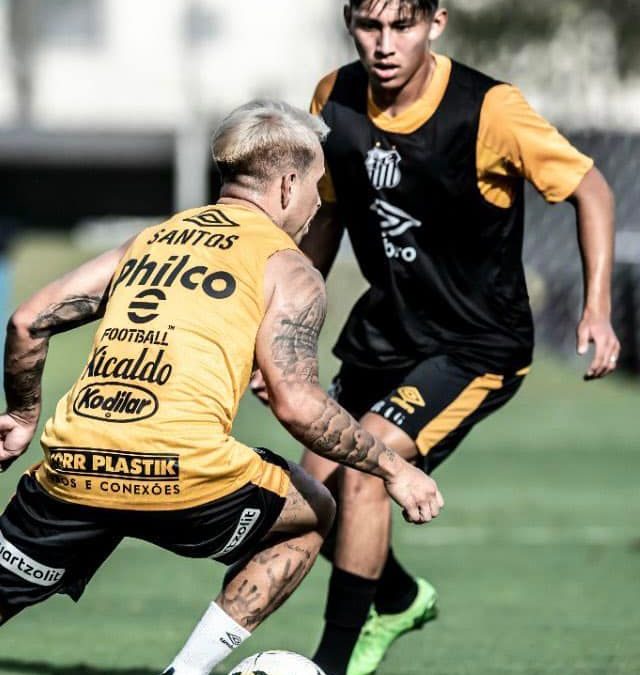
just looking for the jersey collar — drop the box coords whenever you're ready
[367,53,452,135]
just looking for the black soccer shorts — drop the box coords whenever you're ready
[329,354,529,473]
[0,448,288,623]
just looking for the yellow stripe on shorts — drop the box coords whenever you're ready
[415,373,504,456]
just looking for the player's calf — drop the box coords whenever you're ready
[218,463,335,628]
[337,467,391,578]
[165,464,335,675]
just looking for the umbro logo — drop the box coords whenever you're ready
[220,631,243,649]
[370,199,422,263]
[371,199,422,237]
[183,209,239,227]
[390,385,425,415]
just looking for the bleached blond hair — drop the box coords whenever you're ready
[212,100,330,188]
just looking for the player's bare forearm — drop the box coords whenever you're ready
[1,295,103,472]
[260,257,398,479]
[0,240,132,470]
[257,251,443,523]
[5,295,102,421]
[4,238,132,420]
[278,380,399,479]
[299,202,344,278]
[569,166,620,377]
[4,320,47,424]
[570,166,615,314]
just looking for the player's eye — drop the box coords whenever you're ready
[355,19,380,31]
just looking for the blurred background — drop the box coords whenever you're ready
[0,2,638,674]
[1,0,640,368]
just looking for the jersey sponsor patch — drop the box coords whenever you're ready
[0,529,65,587]
[211,508,261,559]
[48,448,180,481]
[112,253,237,301]
[73,382,158,423]
[128,288,166,324]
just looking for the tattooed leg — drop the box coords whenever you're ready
[217,463,335,630]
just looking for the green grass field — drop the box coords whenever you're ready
[1,234,639,674]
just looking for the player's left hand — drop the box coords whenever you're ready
[576,309,620,380]
[0,412,37,472]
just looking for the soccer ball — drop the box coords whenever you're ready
[227,650,326,675]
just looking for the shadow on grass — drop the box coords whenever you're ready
[0,661,159,675]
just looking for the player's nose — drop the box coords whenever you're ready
[376,28,394,56]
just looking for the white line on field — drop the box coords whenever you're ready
[398,525,639,546]
[115,526,639,551]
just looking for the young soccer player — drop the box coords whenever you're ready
[297,2,618,673]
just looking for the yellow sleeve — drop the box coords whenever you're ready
[310,71,339,204]
[477,84,594,205]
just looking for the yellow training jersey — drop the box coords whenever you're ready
[38,203,297,510]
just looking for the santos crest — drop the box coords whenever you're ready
[365,145,402,190]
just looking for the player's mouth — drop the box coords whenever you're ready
[371,62,401,81]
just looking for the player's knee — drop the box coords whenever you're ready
[304,474,336,538]
[343,468,386,497]
[290,463,336,538]
[341,469,387,508]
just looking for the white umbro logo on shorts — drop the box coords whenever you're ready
[0,529,65,587]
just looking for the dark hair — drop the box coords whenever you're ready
[349,0,439,16]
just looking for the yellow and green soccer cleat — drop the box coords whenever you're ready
[346,577,438,675]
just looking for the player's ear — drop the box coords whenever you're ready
[428,8,448,41]
[343,4,353,34]
[281,173,296,210]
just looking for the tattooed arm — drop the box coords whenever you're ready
[0,239,133,470]
[250,204,344,403]
[255,250,444,523]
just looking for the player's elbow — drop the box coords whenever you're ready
[7,306,38,340]
[269,381,316,431]
[270,390,304,428]
[572,166,615,211]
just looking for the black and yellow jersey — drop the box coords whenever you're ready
[312,54,593,373]
[38,204,297,510]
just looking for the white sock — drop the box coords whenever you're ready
[165,602,251,675]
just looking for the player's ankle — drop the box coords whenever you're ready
[314,567,378,673]
[375,549,417,614]
[166,602,250,675]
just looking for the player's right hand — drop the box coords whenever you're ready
[384,462,444,524]
[249,369,270,406]
[0,413,37,472]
